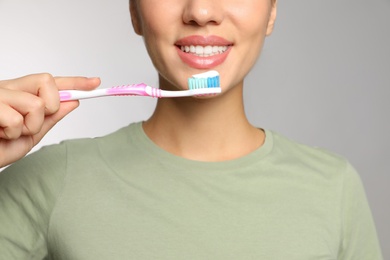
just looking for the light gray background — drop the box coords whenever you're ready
[0,0,389,257]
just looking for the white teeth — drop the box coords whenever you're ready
[204,46,212,55]
[180,45,229,56]
[195,45,203,55]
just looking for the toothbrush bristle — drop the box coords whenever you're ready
[207,76,220,88]
[188,70,220,90]
[188,76,220,90]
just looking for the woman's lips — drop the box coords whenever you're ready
[175,35,233,69]
[176,48,232,69]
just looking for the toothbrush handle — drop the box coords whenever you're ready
[59,84,161,101]
[59,89,107,101]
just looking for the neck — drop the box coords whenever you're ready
[143,81,264,162]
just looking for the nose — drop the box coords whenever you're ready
[182,0,223,26]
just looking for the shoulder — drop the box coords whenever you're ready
[267,130,351,180]
[1,141,68,189]
[62,121,139,152]
[0,122,138,186]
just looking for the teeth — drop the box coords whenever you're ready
[180,45,229,56]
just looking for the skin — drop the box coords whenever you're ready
[130,0,277,161]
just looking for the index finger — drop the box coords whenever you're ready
[54,76,101,91]
[1,74,101,92]
[1,74,101,114]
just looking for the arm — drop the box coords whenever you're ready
[338,163,383,259]
[0,143,68,259]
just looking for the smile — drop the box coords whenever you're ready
[180,45,229,57]
[175,35,233,69]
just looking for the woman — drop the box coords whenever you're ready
[0,0,383,259]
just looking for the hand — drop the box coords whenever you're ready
[0,73,100,168]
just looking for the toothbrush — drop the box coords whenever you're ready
[59,70,221,101]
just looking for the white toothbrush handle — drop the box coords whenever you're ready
[59,84,221,101]
[59,70,221,101]
[59,89,108,101]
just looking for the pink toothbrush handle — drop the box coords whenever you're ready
[59,84,162,101]
[59,91,73,101]
[106,84,162,97]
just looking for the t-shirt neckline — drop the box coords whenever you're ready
[128,122,274,171]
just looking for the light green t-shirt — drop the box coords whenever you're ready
[0,122,382,259]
